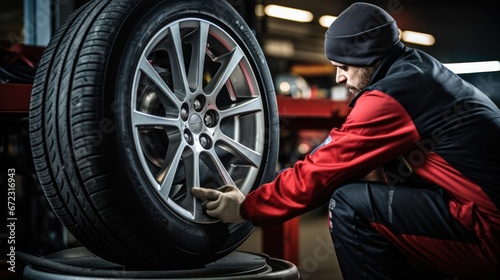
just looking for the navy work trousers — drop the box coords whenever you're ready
[328,182,497,280]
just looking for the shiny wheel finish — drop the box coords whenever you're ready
[131,18,265,222]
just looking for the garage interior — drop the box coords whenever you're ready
[1,0,499,279]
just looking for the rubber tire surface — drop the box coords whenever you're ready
[29,0,279,268]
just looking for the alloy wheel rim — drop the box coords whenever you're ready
[130,18,266,223]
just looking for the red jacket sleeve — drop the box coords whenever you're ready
[240,90,421,225]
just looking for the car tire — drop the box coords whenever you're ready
[29,0,279,268]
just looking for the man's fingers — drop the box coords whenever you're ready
[191,187,221,201]
[205,197,221,210]
[206,207,222,218]
[217,185,237,193]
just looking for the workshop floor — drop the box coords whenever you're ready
[237,211,343,280]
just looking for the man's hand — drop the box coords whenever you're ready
[191,185,245,223]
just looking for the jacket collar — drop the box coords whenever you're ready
[349,41,407,107]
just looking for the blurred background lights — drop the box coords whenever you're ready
[401,30,435,46]
[279,81,291,93]
[297,143,311,154]
[319,15,337,28]
[443,61,500,74]
[262,6,499,76]
[264,4,313,23]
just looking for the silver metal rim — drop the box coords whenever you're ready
[130,18,265,223]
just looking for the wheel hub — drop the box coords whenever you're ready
[188,113,203,134]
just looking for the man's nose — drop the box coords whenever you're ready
[336,71,346,84]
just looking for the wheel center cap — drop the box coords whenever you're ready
[189,114,203,133]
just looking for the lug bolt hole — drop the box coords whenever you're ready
[181,103,189,121]
[199,134,212,149]
[204,110,219,127]
[183,129,194,145]
[194,95,206,112]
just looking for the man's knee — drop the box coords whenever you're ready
[328,182,386,229]
[330,182,366,201]
[329,182,369,211]
[329,182,368,228]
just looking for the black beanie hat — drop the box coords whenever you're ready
[324,2,400,66]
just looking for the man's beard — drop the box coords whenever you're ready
[346,84,361,96]
[345,67,373,96]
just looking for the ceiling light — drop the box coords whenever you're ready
[401,30,435,46]
[443,61,500,74]
[264,4,313,23]
[319,15,337,28]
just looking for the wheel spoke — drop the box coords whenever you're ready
[218,133,262,168]
[184,150,201,189]
[138,56,182,108]
[187,21,209,92]
[182,150,202,218]
[167,22,189,98]
[204,47,244,95]
[219,97,262,119]
[132,109,180,128]
[204,149,236,186]
[158,143,186,197]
